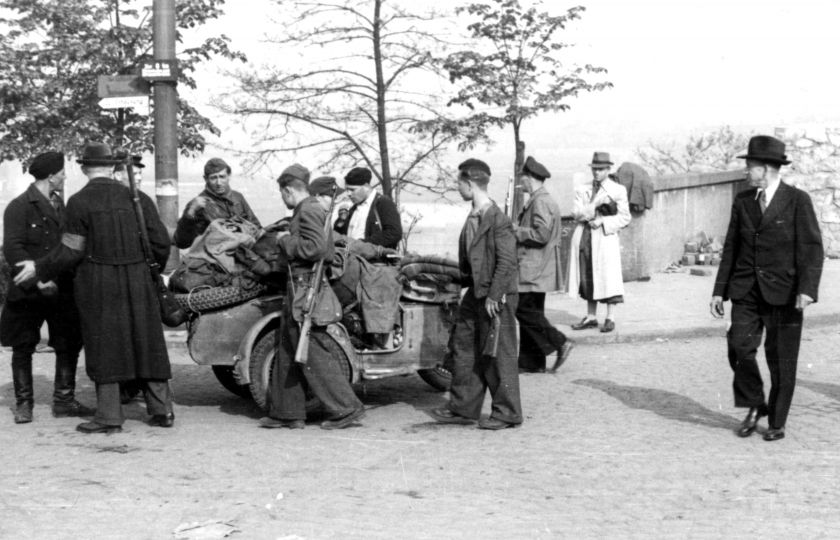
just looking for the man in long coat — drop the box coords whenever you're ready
[711,135,823,442]
[568,152,631,333]
[513,156,573,373]
[430,158,521,430]
[1,151,91,423]
[14,142,174,433]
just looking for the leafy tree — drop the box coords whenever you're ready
[221,0,489,203]
[636,126,750,175]
[445,0,612,216]
[0,0,245,167]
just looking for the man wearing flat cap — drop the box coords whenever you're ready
[334,167,402,249]
[711,135,823,442]
[113,154,146,190]
[568,152,631,333]
[513,156,573,373]
[1,151,92,423]
[260,172,365,430]
[431,158,522,430]
[173,157,261,249]
[13,142,175,433]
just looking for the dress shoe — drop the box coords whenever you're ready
[763,427,785,441]
[76,421,122,434]
[52,400,95,418]
[478,417,518,430]
[259,417,305,429]
[429,407,474,425]
[571,317,598,330]
[321,408,365,430]
[737,406,767,437]
[13,402,33,424]
[547,341,574,373]
[600,319,616,333]
[148,413,175,428]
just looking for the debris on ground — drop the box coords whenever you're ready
[173,520,240,540]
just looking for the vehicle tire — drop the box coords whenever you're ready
[174,284,268,314]
[248,326,350,412]
[417,364,452,391]
[211,365,252,399]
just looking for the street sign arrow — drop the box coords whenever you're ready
[98,96,150,115]
[97,75,150,99]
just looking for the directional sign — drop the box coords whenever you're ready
[140,59,178,82]
[97,75,150,99]
[98,96,150,115]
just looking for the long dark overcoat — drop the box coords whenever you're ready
[36,177,171,383]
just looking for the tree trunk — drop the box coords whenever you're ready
[372,0,393,199]
[512,122,526,218]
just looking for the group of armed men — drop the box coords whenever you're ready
[6,134,819,440]
[2,141,589,433]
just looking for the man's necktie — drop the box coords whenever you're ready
[758,190,767,214]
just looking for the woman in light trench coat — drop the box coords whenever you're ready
[568,152,631,333]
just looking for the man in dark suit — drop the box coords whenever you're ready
[430,158,521,430]
[334,167,402,249]
[711,135,823,442]
[1,152,91,423]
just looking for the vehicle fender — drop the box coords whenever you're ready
[326,323,362,384]
[234,311,283,385]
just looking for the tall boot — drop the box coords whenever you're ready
[11,350,34,424]
[52,352,94,418]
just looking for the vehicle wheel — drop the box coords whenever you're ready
[211,365,252,399]
[417,364,452,391]
[248,327,350,412]
[174,284,268,314]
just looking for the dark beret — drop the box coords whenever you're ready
[28,152,65,180]
[204,157,230,177]
[344,167,372,186]
[132,155,145,169]
[278,163,310,184]
[458,158,491,177]
[522,156,550,181]
[308,176,341,196]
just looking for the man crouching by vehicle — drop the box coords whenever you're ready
[259,174,365,430]
[430,159,522,430]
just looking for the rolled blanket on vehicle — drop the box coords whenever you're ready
[398,255,462,304]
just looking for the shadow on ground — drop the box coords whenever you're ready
[797,379,840,402]
[573,378,740,431]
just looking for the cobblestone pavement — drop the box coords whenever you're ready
[1,326,839,539]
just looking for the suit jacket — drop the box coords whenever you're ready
[2,183,72,303]
[713,181,823,305]
[459,202,518,301]
[515,186,563,293]
[336,193,402,249]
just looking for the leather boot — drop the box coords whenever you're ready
[11,351,34,424]
[52,353,95,417]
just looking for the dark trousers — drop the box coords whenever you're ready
[93,380,172,426]
[516,292,567,371]
[267,314,362,421]
[1,297,83,405]
[728,285,803,429]
[449,288,522,424]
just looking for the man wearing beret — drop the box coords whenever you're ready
[334,167,402,249]
[14,142,174,433]
[260,173,365,430]
[431,159,522,430]
[1,151,91,423]
[711,135,823,442]
[173,157,261,249]
[514,156,573,373]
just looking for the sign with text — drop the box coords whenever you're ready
[140,59,178,82]
[99,96,150,115]
[97,75,150,99]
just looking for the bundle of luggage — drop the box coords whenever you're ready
[397,254,462,304]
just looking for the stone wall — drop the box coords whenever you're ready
[779,129,840,258]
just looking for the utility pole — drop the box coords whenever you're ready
[152,0,179,270]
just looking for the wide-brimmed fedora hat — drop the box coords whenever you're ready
[589,151,613,169]
[76,142,121,166]
[737,135,791,165]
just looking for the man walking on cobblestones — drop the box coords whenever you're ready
[711,135,823,442]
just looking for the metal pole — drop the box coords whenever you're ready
[152,0,179,270]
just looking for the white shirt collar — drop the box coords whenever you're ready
[758,177,782,205]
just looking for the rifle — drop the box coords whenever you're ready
[294,185,339,364]
[124,154,187,327]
